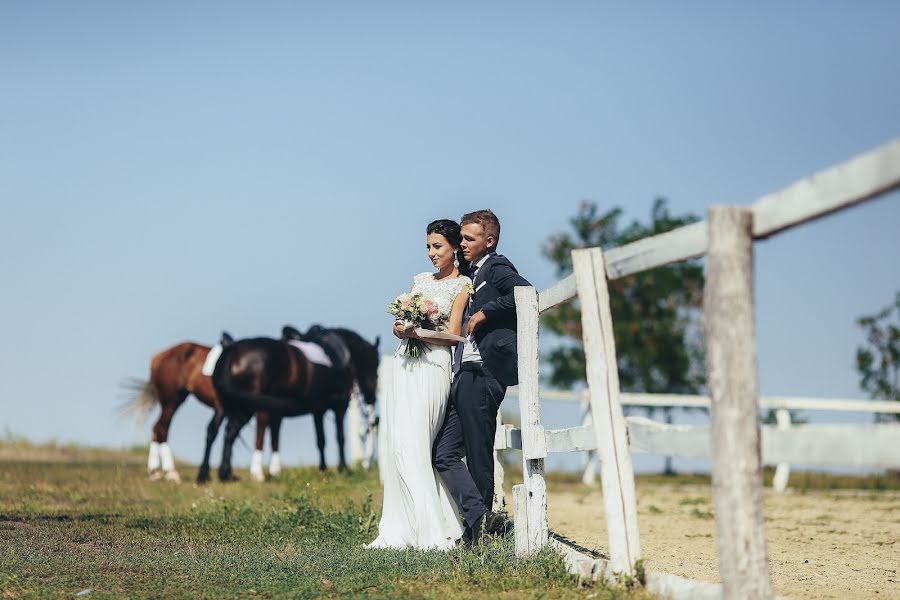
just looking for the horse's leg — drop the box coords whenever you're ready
[268,414,283,477]
[218,411,252,482]
[313,411,327,471]
[197,409,224,484]
[334,401,349,473]
[151,392,187,482]
[250,411,269,482]
[147,439,161,479]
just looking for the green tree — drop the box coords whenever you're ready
[542,199,706,473]
[856,292,900,422]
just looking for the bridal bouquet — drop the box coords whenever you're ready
[388,293,448,357]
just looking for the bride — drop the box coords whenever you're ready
[367,219,472,550]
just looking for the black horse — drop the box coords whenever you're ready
[204,327,379,482]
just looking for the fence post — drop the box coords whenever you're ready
[772,408,792,492]
[492,408,507,513]
[512,484,528,554]
[580,398,599,486]
[514,285,548,556]
[347,387,364,464]
[362,399,378,470]
[376,356,393,483]
[572,248,642,578]
[706,206,773,599]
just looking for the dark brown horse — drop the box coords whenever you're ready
[211,328,379,481]
[121,338,272,482]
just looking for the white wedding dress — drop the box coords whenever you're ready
[368,272,472,551]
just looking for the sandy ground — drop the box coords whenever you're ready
[547,482,900,599]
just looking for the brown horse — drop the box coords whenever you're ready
[121,339,273,482]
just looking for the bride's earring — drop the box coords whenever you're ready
[453,257,460,268]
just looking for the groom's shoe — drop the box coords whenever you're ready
[483,511,506,536]
[465,510,505,549]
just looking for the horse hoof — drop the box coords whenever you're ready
[218,471,239,483]
[196,471,211,484]
[164,470,182,483]
[250,470,265,483]
[148,469,163,481]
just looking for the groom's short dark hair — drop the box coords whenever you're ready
[461,209,500,242]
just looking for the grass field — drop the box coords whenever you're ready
[0,441,649,599]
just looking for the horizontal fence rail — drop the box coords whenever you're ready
[496,419,900,468]
[500,389,900,475]
[627,418,900,468]
[752,139,900,238]
[535,138,900,311]
[506,388,900,414]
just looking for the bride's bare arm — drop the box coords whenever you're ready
[447,290,470,337]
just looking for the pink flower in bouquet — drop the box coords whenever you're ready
[423,299,440,323]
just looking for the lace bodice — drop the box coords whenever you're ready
[411,272,472,320]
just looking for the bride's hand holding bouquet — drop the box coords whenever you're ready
[388,292,463,357]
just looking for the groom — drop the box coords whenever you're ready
[433,209,531,546]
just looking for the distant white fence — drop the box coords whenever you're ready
[501,389,900,489]
[503,139,900,600]
[346,386,378,470]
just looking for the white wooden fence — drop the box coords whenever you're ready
[502,389,900,490]
[346,360,392,471]
[346,387,378,469]
[503,139,900,599]
[361,139,900,599]
[352,385,900,487]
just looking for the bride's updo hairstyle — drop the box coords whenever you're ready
[426,219,470,276]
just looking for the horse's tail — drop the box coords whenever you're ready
[118,377,160,425]
[211,347,297,413]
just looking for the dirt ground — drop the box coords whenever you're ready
[547,481,900,599]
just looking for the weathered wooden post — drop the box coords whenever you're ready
[580,398,599,486]
[705,206,773,599]
[376,356,393,483]
[513,285,548,556]
[362,397,378,470]
[492,408,506,513]
[348,387,364,464]
[772,408,792,493]
[572,248,642,578]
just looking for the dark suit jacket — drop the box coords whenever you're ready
[470,253,531,387]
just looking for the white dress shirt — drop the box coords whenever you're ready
[461,253,495,364]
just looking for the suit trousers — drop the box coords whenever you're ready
[433,363,506,531]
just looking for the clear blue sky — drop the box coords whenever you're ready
[1,2,898,471]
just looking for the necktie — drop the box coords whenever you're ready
[452,265,479,374]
